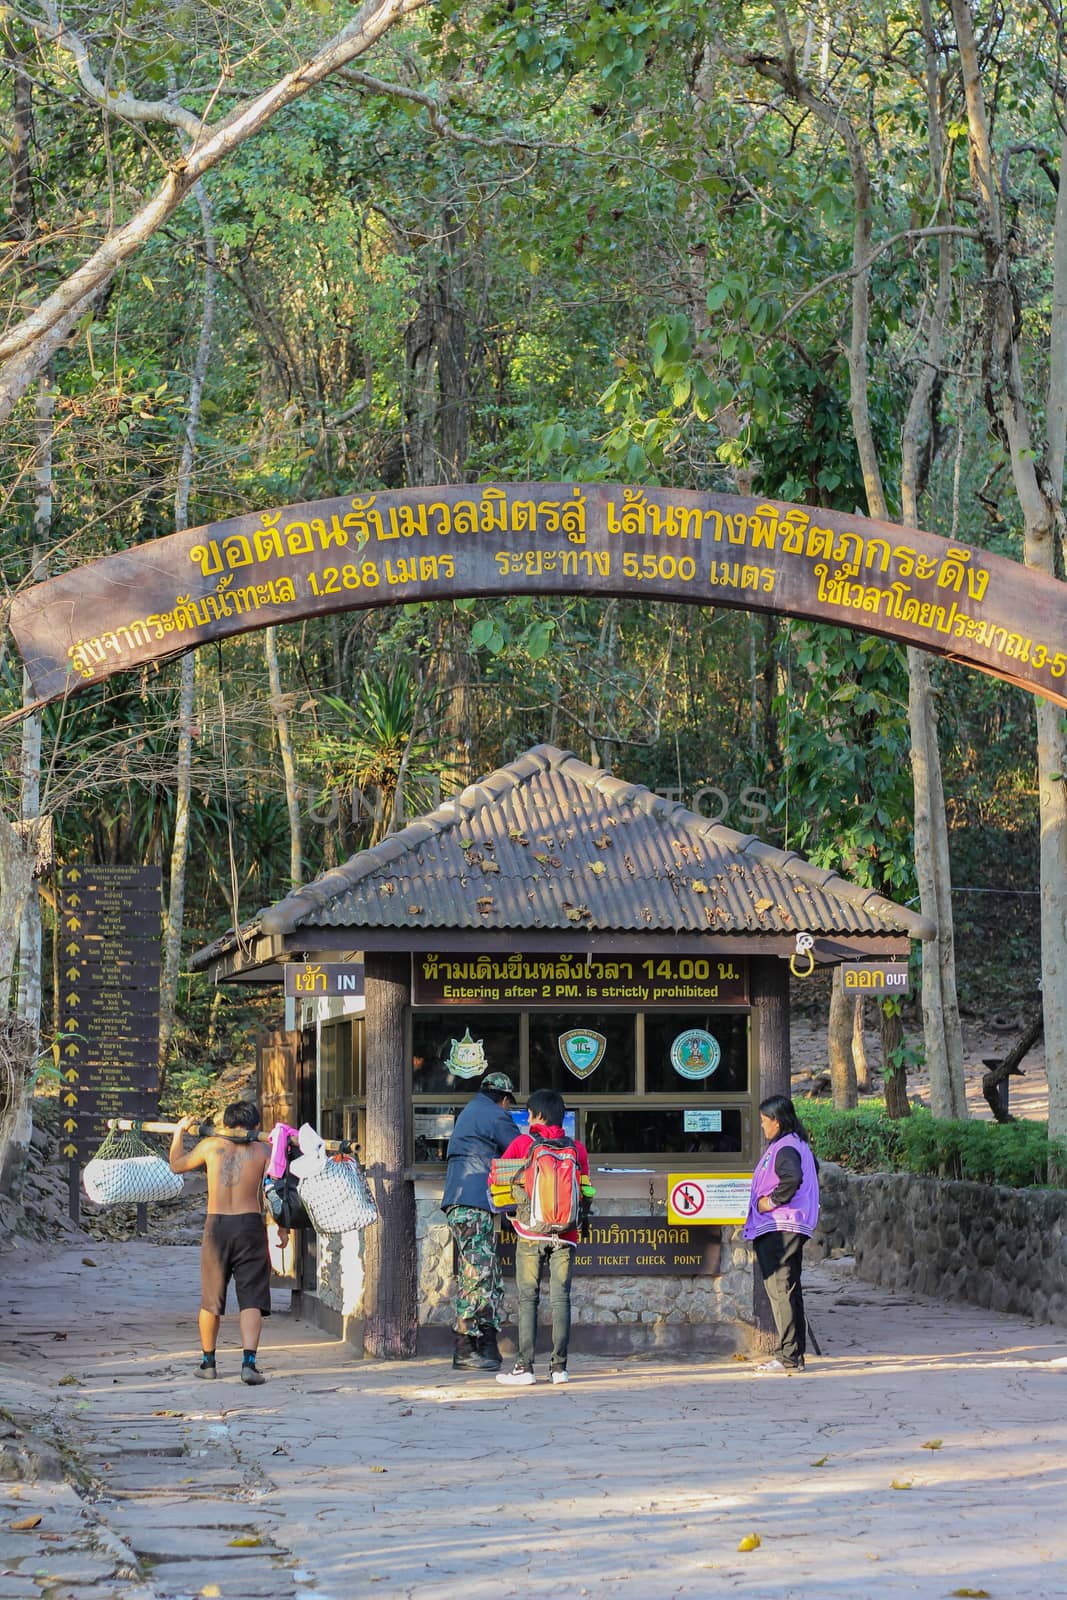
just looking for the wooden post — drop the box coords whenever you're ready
[362,951,417,1358]
[751,954,791,1106]
[750,955,790,1343]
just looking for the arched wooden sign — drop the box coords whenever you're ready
[8,483,1067,708]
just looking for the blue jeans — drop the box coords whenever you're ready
[514,1236,574,1370]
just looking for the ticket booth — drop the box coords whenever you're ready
[192,743,931,1356]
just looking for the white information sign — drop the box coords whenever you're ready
[667,1172,752,1226]
[683,1110,723,1133]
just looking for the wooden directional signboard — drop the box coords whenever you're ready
[57,865,162,1160]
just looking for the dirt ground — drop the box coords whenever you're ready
[2,1240,1067,1600]
[789,1010,1049,1120]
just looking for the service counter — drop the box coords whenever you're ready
[294,1168,761,1357]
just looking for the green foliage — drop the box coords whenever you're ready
[773,625,915,896]
[800,1099,908,1172]
[802,1101,1067,1188]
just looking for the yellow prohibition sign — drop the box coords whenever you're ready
[667,1172,752,1227]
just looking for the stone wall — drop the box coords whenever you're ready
[811,1162,1067,1326]
[416,1193,757,1355]
[302,1192,760,1354]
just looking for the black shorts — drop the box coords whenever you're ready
[200,1214,272,1317]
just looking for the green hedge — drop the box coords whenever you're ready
[797,1099,1067,1188]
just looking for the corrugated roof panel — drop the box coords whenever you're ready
[256,744,931,942]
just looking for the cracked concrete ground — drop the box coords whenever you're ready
[2,1239,1066,1600]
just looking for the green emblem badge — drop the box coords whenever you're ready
[558,1028,606,1080]
[669,1029,721,1081]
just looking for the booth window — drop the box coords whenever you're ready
[528,1012,635,1095]
[644,1013,748,1094]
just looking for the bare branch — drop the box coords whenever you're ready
[0,0,429,420]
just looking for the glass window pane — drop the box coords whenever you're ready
[413,1105,456,1163]
[411,1011,520,1093]
[644,1013,749,1094]
[528,1012,635,1095]
[584,1107,745,1155]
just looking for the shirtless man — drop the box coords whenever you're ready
[169,1101,287,1385]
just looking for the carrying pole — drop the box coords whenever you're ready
[106,1117,352,1153]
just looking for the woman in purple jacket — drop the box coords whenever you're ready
[743,1094,820,1373]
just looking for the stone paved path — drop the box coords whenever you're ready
[2,1240,1067,1600]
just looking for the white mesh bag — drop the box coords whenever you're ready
[298,1152,378,1235]
[82,1126,185,1206]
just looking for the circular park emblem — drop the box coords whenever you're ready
[669,1029,721,1081]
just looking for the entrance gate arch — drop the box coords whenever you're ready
[8,482,1067,708]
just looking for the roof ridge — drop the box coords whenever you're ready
[244,742,935,944]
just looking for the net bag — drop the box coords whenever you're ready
[298,1151,378,1235]
[82,1125,185,1207]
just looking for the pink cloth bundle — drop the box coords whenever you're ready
[267,1122,300,1179]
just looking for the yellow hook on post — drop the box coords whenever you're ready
[790,931,815,979]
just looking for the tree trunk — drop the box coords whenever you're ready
[16,371,54,1073]
[881,1005,911,1120]
[897,1,967,1120]
[828,968,858,1109]
[403,208,470,484]
[751,956,790,1105]
[950,0,1067,1167]
[745,37,964,1123]
[852,996,870,1094]
[362,952,417,1357]
[265,627,303,888]
[160,180,216,1084]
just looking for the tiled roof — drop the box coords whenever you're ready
[256,744,933,942]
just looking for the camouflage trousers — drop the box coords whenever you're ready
[446,1205,503,1334]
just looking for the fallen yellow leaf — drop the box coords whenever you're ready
[890,1479,913,1490]
[950,1590,990,1598]
[201,1588,221,1598]
[9,1515,42,1531]
[810,1456,829,1467]
[737,1533,762,1552]
[921,1438,943,1450]
[228,1536,262,1547]
[369,1464,387,1473]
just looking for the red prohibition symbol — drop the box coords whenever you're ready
[671,1181,705,1216]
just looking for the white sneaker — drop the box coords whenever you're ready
[550,1369,570,1385]
[496,1364,536,1386]
[755,1358,788,1374]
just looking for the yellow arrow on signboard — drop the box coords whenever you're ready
[65,867,81,882]
[66,967,80,982]
[63,1118,76,1133]
[65,942,80,956]
[66,993,80,1006]
[64,1042,80,1057]
[63,1092,76,1107]
[64,1068,79,1083]
[66,892,81,907]
[65,915,82,931]
[63,1142,77,1158]
[64,1017,77,1033]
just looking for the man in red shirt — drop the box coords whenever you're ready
[496,1089,590,1388]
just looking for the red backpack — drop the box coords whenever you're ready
[514,1136,582,1234]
